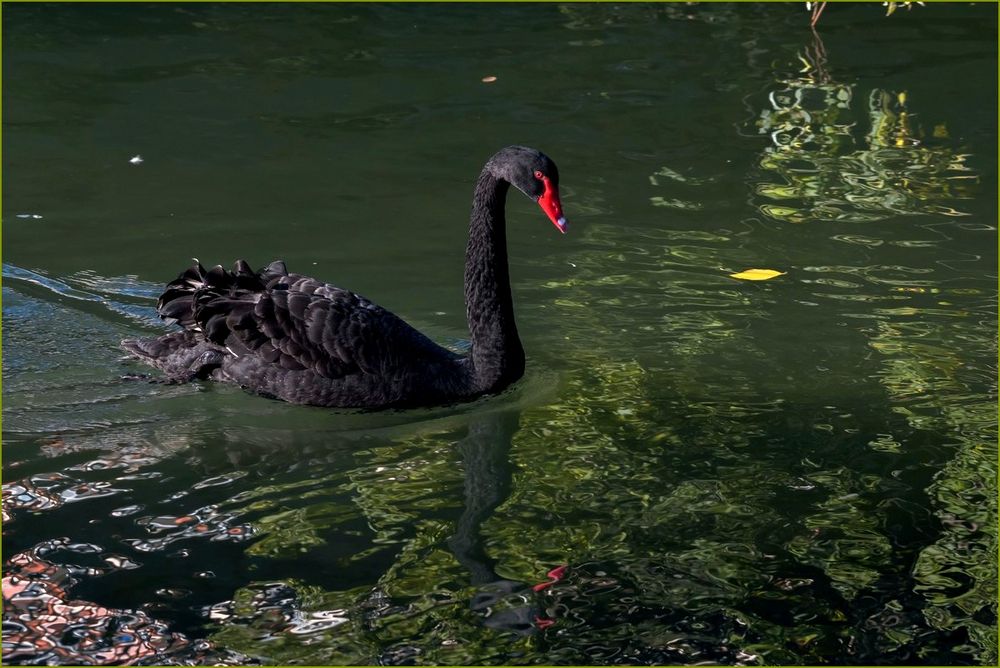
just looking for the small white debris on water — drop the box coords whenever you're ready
[15,213,43,219]
[434,311,446,316]
[129,155,144,165]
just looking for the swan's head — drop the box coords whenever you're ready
[488,145,568,234]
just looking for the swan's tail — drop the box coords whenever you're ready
[121,259,289,381]
[120,332,226,381]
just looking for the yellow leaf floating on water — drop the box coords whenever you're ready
[729,268,786,281]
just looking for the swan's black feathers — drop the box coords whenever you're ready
[154,260,443,383]
[120,331,226,381]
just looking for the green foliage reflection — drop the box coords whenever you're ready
[752,35,978,224]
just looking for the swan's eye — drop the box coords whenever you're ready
[533,170,544,180]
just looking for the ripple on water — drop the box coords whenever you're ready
[127,507,254,553]
[2,473,128,522]
[2,264,165,328]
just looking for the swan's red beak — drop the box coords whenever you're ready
[538,176,568,234]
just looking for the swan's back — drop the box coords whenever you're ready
[123,260,466,408]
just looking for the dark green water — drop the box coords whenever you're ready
[3,3,997,665]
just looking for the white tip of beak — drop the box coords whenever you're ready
[554,216,568,234]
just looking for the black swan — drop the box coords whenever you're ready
[121,145,567,408]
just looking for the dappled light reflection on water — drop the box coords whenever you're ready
[2,539,255,665]
[749,30,979,226]
[4,3,996,665]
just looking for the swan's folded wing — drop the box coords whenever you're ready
[200,273,431,380]
[159,260,443,381]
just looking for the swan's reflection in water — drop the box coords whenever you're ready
[448,409,562,635]
[2,405,566,663]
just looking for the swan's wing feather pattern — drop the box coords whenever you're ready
[157,261,437,380]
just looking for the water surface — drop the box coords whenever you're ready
[3,3,997,665]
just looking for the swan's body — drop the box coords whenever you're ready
[121,146,566,409]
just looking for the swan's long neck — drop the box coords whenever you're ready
[464,168,525,393]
